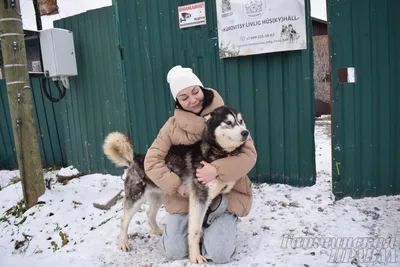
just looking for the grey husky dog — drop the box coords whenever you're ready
[103,106,250,264]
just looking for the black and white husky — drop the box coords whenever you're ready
[103,106,250,264]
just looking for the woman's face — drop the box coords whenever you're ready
[176,85,204,113]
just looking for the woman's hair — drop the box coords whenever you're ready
[175,86,214,115]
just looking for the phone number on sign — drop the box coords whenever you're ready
[244,33,275,41]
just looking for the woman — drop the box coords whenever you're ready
[143,65,257,264]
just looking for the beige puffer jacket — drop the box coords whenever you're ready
[143,88,257,217]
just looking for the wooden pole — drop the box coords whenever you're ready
[0,0,44,208]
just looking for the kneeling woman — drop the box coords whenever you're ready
[144,65,257,264]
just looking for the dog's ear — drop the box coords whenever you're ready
[203,113,212,122]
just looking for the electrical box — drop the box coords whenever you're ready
[39,28,78,78]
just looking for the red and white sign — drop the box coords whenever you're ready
[178,2,207,29]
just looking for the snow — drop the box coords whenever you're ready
[57,166,79,177]
[1,121,399,267]
[0,170,19,189]
[21,0,112,31]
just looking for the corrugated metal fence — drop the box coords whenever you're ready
[54,6,129,175]
[0,80,16,169]
[2,2,317,186]
[114,0,316,185]
[0,78,66,169]
[328,0,400,198]
[4,1,398,198]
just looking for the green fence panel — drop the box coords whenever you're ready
[0,79,17,169]
[54,6,129,175]
[0,78,67,169]
[328,0,400,198]
[114,0,316,185]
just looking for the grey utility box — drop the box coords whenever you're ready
[39,28,78,78]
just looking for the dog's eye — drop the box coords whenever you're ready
[239,120,243,124]
[225,121,232,126]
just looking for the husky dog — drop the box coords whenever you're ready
[103,106,250,264]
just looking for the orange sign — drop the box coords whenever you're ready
[178,2,207,29]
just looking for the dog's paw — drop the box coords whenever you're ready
[118,237,131,252]
[189,254,207,264]
[152,227,163,236]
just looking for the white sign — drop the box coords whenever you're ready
[178,2,207,29]
[216,0,307,58]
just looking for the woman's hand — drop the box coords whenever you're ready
[196,161,218,184]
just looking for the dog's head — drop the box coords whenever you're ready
[203,106,250,152]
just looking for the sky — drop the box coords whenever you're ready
[21,0,112,31]
[310,0,327,21]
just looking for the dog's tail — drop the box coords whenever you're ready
[103,132,134,167]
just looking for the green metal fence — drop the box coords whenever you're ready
[0,80,17,169]
[328,0,400,198]
[114,0,316,185]
[0,78,67,169]
[54,6,129,175]
[4,0,397,198]
[3,1,317,187]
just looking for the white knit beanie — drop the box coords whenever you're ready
[167,65,204,100]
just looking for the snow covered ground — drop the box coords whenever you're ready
[0,120,399,267]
